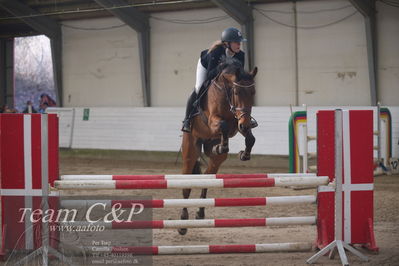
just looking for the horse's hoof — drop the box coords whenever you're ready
[239,150,251,161]
[178,208,189,235]
[221,146,229,154]
[178,228,187,235]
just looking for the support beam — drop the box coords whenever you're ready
[0,38,14,107]
[94,0,151,106]
[138,30,150,107]
[0,0,61,39]
[349,0,373,17]
[349,0,378,105]
[0,0,63,106]
[365,14,378,106]
[211,0,254,70]
[50,38,63,107]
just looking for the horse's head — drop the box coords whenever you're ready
[220,63,257,134]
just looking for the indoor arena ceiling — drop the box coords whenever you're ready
[0,0,326,38]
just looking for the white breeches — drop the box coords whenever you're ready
[195,58,207,94]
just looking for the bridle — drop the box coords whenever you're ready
[212,78,255,121]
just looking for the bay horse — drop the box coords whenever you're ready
[179,59,257,235]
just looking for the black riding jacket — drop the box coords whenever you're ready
[200,45,245,81]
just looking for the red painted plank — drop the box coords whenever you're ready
[223,178,275,188]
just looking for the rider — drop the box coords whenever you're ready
[181,27,257,133]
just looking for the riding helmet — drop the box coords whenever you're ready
[221,27,247,42]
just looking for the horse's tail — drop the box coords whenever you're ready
[192,160,202,174]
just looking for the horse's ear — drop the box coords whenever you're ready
[250,67,258,78]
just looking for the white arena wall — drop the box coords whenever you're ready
[62,19,143,107]
[47,106,399,161]
[61,0,399,108]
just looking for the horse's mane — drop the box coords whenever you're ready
[201,57,254,109]
[217,57,253,81]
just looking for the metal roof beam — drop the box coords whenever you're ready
[94,0,151,106]
[0,0,60,39]
[349,0,373,17]
[94,0,149,32]
[211,0,254,70]
[211,0,252,25]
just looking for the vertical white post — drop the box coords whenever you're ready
[23,115,34,250]
[334,110,343,241]
[302,104,308,173]
[69,108,76,149]
[41,114,49,266]
[377,102,381,162]
[303,123,308,173]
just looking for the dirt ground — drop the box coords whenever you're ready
[3,150,399,266]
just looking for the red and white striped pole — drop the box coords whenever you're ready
[54,176,329,190]
[60,195,316,209]
[84,242,313,255]
[60,173,316,181]
[60,216,316,229]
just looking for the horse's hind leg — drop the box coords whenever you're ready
[196,152,228,219]
[179,132,201,235]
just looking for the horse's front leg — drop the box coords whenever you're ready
[208,116,229,155]
[179,132,200,235]
[196,188,207,219]
[239,130,255,161]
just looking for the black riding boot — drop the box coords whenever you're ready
[181,90,198,133]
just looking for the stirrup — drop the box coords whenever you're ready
[181,120,191,133]
[250,118,258,129]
